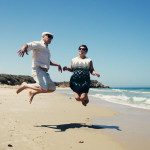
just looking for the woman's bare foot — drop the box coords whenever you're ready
[82,99,89,106]
[16,82,27,94]
[29,91,35,104]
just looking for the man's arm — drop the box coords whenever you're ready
[50,60,62,73]
[17,44,29,57]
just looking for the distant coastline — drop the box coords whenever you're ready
[0,74,109,88]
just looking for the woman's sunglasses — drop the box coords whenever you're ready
[79,47,87,51]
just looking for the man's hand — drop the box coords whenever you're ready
[58,65,62,73]
[17,49,28,57]
[17,44,28,57]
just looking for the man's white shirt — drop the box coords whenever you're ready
[27,40,51,69]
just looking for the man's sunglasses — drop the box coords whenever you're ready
[46,34,53,39]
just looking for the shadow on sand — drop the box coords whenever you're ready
[35,123,121,132]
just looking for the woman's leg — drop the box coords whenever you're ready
[74,92,81,101]
[80,93,89,106]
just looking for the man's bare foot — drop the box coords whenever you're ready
[29,91,35,104]
[16,82,27,94]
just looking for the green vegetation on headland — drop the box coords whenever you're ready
[0,74,109,88]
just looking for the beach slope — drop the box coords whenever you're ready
[0,86,124,150]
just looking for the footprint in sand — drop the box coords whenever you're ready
[79,140,84,143]
[8,144,13,147]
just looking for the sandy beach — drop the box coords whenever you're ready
[0,86,150,150]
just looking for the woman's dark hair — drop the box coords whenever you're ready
[78,45,88,52]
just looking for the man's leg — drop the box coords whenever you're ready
[27,72,56,104]
[28,89,55,104]
[16,67,49,94]
[16,68,56,104]
[16,82,44,94]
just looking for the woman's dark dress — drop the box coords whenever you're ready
[70,57,91,94]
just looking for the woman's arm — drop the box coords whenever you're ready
[63,66,73,72]
[63,60,73,72]
[89,61,100,77]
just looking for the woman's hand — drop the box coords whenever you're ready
[63,66,73,72]
[92,71,100,77]
[63,66,68,71]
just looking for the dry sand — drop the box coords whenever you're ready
[0,86,150,150]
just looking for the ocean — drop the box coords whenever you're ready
[57,87,150,110]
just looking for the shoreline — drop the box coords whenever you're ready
[56,89,150,150]
[56,87,150,110]
[89,96,150,150]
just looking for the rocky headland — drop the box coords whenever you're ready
[0,74,109,88]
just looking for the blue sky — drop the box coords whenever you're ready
[0,0,150,87]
